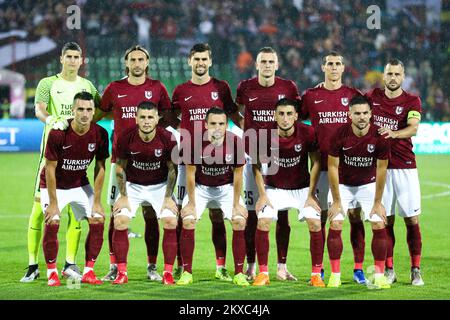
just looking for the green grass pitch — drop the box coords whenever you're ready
[0,153,449,300]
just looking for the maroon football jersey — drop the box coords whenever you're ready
[300,85,361,171]
[172,78,237,141]
[190,132,245,187]
[366,88,421,169]
[41,121,109,189]
[264,122,318,190]
[100,77,171,162]
[116,126,178,186]
[329,124,390,186]
[236,76,300,132]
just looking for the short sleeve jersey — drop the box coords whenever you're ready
[172,78,237,145]
[40,121,109,189]
[190,132,245,187]
[100,77,171,162]
[264,122,318,190]
[365,88,421,169]
[116,126,178,186]
[300,85,361,170]
[236,77,300,132]
[329,124,390,186]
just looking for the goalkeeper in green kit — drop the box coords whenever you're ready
[20,42,101,282]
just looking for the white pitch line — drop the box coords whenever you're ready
[421,181,450,200]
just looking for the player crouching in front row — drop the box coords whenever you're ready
[178,107,249,286]
[327,95,391,289]
[41,92,109,286]
[252,98,325,287]
[112,101,179,285]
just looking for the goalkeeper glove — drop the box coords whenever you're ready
[46,115,69,130]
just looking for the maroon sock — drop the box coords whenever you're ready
[176,214,183,267]
[85,223,104,268]
[310,230,324,273]
[108,216,116,264]
[232,230,246,274]
[180,228,195,273]
[327,228,343,273]
[144,215,159,265]
[350,220,365,269]
[406,224,422,268]
[321,221,327,252]
[371,228,387,273]
[43,224,60,268]
[245,210,257,264]
[211,219,227,265]
[162,228,177,267]
[112,229,129,264]
[276,210,290,264]
[385,224,395,268]
[255,228,269,272]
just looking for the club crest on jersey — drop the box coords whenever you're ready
[294,144,302,152]
[278,94,285,100]
[225,153,232,162]
[395,106,404,115]
[341,97,349,106]
[88,143,96,152]
[145,91,152,99]
[211,91,218,100]
[367,144,375,153]
[155,149,162,157]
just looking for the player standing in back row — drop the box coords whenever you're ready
[21,42,101,283]
[300,51,365,284]
[366,59,424,286]
[98,45,173,282]
[172,43,241,281]
[236,47,301,281]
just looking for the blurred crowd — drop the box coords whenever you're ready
[1,0,448,121]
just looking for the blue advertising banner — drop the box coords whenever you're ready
[0,119,113,152]
[1,119,450,154]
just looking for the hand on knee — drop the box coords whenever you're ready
[163,217,177,229]
[257,218,271,232]
[114,215,130,230]
[307,219,321,232]
[182,219,196,230]
[330,220,343,230]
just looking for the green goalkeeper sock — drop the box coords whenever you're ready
[65,206,82,264]
[27,201,44,265]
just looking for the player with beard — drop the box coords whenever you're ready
[177,108,248,286]
[366,59,424,286]
[300,51,365,284]
[111,102,178,285]
[327,95,391,289]
[172,43,241,281]
[98,45,173,282]
[236,47,301,281]
[251,99,324,287]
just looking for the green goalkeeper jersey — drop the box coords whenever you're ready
[35,74,100,119]
[34,73,101,142]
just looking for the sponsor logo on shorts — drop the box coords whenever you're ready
[314,100,324,104]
